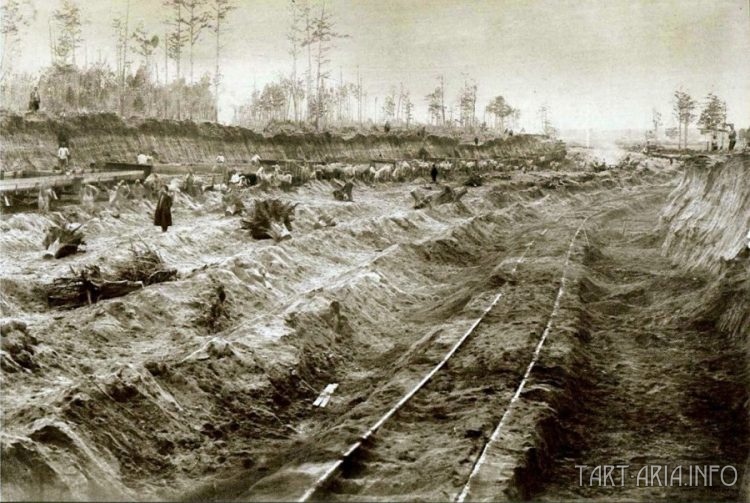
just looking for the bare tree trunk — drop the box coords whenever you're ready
[685,119,689,149]
[291,47,299,122]
[439,75,445,126]
[396,83,402,124]
[188,3,196,86]
[681,120,685,149]
[340,67,345,124]
[214,13,220,122]
[176,2,182,120]
[314,29,322,130]
[471,87,476,129]
[176,10,181,79]
[357,68,362,126]
[290,0,300,125]
[119,0,130,116]
[304,1,312,123]
[163,26,169,118]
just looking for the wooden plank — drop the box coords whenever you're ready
[313,383,339,408]
[0,170,146,195]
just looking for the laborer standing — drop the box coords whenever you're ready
[430,163,438,183]
[131,179,145,200]
[154,184,173,232]
[215,153,227,183]
[29,87,41,112]
[57,145,70,171]
[728,124,737,151]
[38,185,57,212]
[80,183,100,212]
[183,170,199,196]
[109,180,130,216]
[143,173,160,199]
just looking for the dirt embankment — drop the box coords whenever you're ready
[661,154,750,338]
[0,113,556,170]
[660,154,750,498]
[491,184,747,503]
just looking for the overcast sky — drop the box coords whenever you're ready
[11,0,750,130]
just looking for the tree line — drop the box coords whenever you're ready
[235,1,522,133]
[1,0,233,122]
[659,90,745,149]
[1,0,524,134]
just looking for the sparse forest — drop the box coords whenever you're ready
[1,0,743,144]
[1,0,225,121]
[651,89,736,150]
[1,0,526,135]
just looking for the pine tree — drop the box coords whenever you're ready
[673,90,696,149]
[52,0,83,66]
[301,2,347,130]
[209,0,235,122]
[182,0,210,85]
[1,0,36,81]
[697,93,726,132]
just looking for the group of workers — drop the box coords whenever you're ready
[36,172,174,234]
[37,145,450,239]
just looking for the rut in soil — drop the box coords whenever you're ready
[536,209,748,502]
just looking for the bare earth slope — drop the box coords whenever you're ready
[1,148,746,502]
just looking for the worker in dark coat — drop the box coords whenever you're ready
[29,87,41,111]
[430,163,438,183]
[154,185,173,232]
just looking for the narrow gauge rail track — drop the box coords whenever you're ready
[456,220,587,502]
[297,220,587,502]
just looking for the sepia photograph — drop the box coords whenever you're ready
[0,0,749,501]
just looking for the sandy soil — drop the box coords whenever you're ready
[534,198,748,502]
[1,152,744,502]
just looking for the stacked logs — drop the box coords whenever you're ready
[46,244,177,308]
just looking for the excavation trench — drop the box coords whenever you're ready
[509,184,749,502]
[1,164,608,500]
[3,141,727,502]
[209,187,680,502]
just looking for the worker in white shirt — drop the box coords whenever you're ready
[57,145,70,171]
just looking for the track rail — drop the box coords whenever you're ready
[295,217,589,502]
[298,236,540,502]
[456,219,588,502]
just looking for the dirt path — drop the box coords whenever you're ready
[536,203,747,501]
